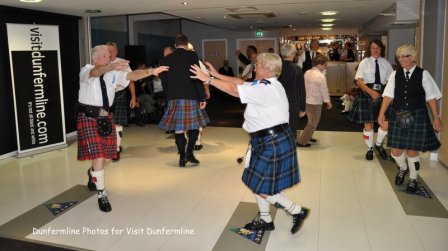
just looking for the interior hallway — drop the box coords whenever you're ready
[0,125,447,251]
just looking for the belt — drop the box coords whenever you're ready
[366,83,383,92]
[78,104,109,117]
[249,123,288,138]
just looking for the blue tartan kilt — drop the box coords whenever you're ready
[348,91,383,124]
[158,99,210,131]
[111,90,129,126]
[242,125,300,195]
[387,107,441,152]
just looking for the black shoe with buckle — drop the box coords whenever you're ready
[374,144,388,159]
[186,153,200,164]
[98,192,112,212]
[395,168,408,186]
[297,143,311,147]
[365,149,373,160]
[87,168,96,191]
[244,218,275,231]
[309,138,318,143]
[291,207,310,234]
[405,179,418,194]
[179,155,186,167]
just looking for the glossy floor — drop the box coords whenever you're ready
[0,125,447,251]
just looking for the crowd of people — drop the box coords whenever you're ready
[75,35,443,238]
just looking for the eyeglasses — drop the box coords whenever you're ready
[398,55,412,59]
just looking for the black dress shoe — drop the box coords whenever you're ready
[179,155,186,167]
[365,149,373,160]
[87,168,96,191]
[194,144,203,151]
[291,207,310,234]
[244,219,275,231]
[186,154,200,164]
[405,179,418,194]
[395,168,408,186]
[297,143,311,147]
[112,151,120,162]
[340,110,349,114]
[309,138,318,143]
[98,192,112,212]
[374,144,388,159]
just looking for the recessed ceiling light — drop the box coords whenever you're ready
[321,23,334,27]
[85,9,102,14]
[181,2,188,5]
[321,18,336,22]
[289,24,293,27]
[20,0,42,2]
[321,27,332,31]
[223,16,227,19]
[320,11,338,16]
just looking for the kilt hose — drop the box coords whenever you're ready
[111,90,129,126]
[159,99,210,131]
[387,107,441,152]
[77,113,117,160]
[242,124,300,195]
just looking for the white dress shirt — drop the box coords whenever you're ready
[355,56,393,85]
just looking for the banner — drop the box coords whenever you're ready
[7,23,66,157]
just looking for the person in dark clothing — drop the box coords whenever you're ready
[218,59,234,77]
[278,43,306,142]
[236,45,257,66]
[158,34,210,167]
[297,39,321,73]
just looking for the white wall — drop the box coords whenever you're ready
[387,28,415,65]
[181,20,280,73]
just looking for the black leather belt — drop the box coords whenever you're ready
[249,123,288,138]
[78,104,109,118]
[366,83,383,92]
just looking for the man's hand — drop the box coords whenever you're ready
[199,101,207,109]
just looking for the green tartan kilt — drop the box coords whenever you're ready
[111,90,129,126]
[387,107,441,152]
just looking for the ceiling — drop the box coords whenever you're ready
[1,0,400,32]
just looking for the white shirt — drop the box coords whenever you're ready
[355,56,393,84]
[78,64,130,107]
[237,78,289,133]
[383,65,442,101]
[242,64,255,79]
[112,57,132,91]
[152,77,163,93]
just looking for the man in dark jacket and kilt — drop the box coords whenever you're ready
[191,53,309,235]
[378,44,442,194]
[158,34,210,167]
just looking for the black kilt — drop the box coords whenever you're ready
[387,107,441,151]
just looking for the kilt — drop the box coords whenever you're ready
[159,99,210,131]
[348,90,382,124]
[111,90,128,126]
[242,125,300,195]
[387,107,441,152]
[77,114,117,160]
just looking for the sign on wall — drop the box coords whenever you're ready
[6,23,66,157]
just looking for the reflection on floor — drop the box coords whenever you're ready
[0,125,447,251]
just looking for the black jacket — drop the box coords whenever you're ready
[160,48,205,101]
[278,60,306,112]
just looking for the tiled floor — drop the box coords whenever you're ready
[0,125,447,251]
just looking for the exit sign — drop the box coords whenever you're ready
[255,31,263,37]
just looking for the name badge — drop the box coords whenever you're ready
[373,84,382,91]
